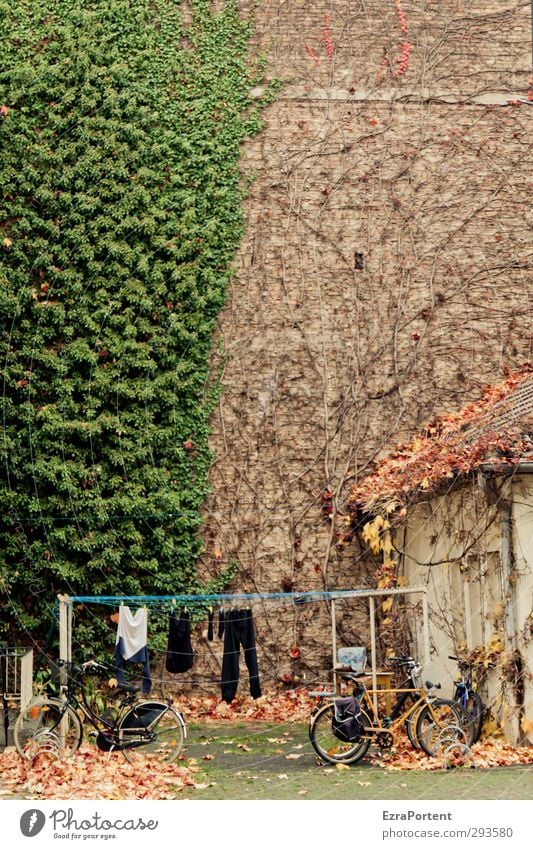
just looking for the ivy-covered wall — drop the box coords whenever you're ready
[0,0,267,644]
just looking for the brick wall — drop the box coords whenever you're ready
[188,1,532,695]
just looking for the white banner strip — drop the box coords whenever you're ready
[1,799,530,848]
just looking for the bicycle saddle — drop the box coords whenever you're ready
[340,671,366,680]
[108,682,141,697]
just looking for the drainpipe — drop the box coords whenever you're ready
[498,497,516,645]
[477,468,517,644]
[478,468,521,740]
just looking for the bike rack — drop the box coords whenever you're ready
[434,724,475,769]
[26,727,63,764]
[442,741,475,769]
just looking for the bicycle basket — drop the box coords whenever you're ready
[120,701,167,731]
[331,696,362,743]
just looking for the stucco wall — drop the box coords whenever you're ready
[401,474,533,743]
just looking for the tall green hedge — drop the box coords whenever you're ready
[0,0,268,646]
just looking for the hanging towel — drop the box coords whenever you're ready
[165,609,194,673]
[114,606,152,694]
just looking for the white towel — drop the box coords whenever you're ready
[115,606,148,661]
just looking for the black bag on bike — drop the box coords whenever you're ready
[331,696,362,743]
[120,701,166,731]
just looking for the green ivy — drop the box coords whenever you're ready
[0,0,272,648]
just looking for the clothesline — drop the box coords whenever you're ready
[65,588,421,606]
[58,586,430,711]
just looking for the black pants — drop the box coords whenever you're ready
[221,609,261,703]
[165,610,194,673]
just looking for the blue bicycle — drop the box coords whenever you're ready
[450,655,484,743]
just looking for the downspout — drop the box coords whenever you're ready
[478,468,521,740]
[498,497,516,646]
[478,466,518,644]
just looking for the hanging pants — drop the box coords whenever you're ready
[165,610,194,673]
[221,609,261,703]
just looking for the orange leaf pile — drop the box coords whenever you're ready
[370,732,533,771]
[0,744,199,800]
[176,688,312,723]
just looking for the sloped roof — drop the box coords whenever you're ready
[350,366,533,516]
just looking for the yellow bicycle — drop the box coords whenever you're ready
[308,656,474,764]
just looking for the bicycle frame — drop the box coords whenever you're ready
[57,668,161,751]
[356,683,439,735]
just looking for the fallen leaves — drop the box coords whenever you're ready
[0,744,197,800]
[371,732,533,772]
[176,689,312,723]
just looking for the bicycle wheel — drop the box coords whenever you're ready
[464,690,484,743]
[14,698,83,760]
[309,702,373,765]
[120,701,186,765]
[415,699,474,757]
[404,706,422,749]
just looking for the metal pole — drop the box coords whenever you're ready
[58,595,69,686]
[422,590,430,667]
[369,596,378,714]
[67,599,72,665]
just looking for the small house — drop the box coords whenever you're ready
[350,367,533,744]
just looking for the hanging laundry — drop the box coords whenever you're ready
[220,608,261,703]
[217,607,225,639]
[114,606,152,694]
[165,609,194,673]
[207,608,214,642]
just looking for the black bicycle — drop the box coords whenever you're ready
[449,655,484,743]
[14,660,186,764]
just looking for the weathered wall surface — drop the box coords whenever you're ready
[194,2,532,691]
[402,476,533,742]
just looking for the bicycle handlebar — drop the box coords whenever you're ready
[448,655,473,669]
[58,659,108,676]
[387,656,416,666]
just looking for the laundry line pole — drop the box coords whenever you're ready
[369,596,378,714]
[58,594,72,679]
[331,599,337,673]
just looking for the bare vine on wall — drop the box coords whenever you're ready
[194,0,533,686]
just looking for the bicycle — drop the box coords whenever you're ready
[13,660,187,765]
[449,655,485,743]
[308,656,474,765]
[382,656,443,750]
